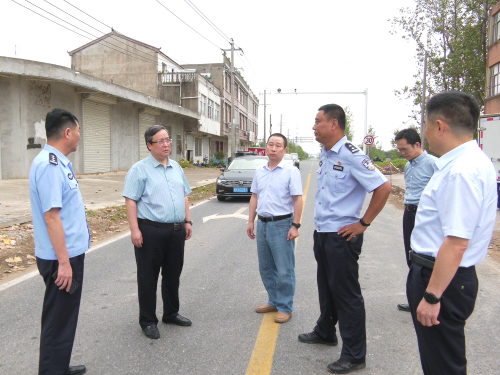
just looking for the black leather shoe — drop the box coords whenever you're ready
[68,365,87,375]
[327,359,366,374]
[397,303,411,312]
[162,314,192,326]
[142,325,160,339]
[298,331,338,346]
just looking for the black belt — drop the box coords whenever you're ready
[138,218,184,230]
[405,204,418,212]
[410,250,435,269]
[258,213,292,223]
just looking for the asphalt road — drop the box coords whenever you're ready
[1,160,499,374]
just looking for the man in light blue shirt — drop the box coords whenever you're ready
[408,91,497,375]
[29,109,89,375]
[247,133,303,324]
[394,128,436,312]
[123,125,193,340]
[298,104,391,374]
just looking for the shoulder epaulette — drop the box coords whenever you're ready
[345,142,360,154]
[49,153,58,165]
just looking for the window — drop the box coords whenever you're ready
[225,72,231,93]
[491,62,500,96]
[176,134,182,155]
[208,99,214,119]
[225,103,231,123]
[494,12,500,44]
[216,141,224,152]
[199,95,207,116]
[195,138,202,157]
[215,103,220,122]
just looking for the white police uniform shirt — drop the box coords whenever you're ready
[411,141,497,267]
[315,136,388,232]
[251,159,303,217]
[29,145,90,260]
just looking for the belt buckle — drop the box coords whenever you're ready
[173,223,182,230]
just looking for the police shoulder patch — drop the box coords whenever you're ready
[68,173,74,180]
[361,158,375,171]
[345,142,360,153]
[49,153,58,165]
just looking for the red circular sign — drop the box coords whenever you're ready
[364,135,375,146]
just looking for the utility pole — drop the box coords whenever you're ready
[280,114,282,134]
[263,90,266,146]
[223,39,242,160]
[269,114,272,135]
[420,50,428,150]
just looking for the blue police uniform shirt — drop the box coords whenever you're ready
[404,150,437,205]
[29,145,90,260]
[410,141,497,267]
[123,155,191,223]
[315,136,388,233]
[251,159,303,217]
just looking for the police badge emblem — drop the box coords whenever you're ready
[319,161,323,167]
[361,158,375,171]
[68,173,74,180]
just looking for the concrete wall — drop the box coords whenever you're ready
[110,103,139,170]
[71,35,159,98]
[0,77,83,179]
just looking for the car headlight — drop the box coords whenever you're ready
[217,178,226,186]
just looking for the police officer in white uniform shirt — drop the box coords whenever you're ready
[408,91,497,375]
[298,104,391,374]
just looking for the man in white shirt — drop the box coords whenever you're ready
[408,91,497,375]
[247,133,303,324]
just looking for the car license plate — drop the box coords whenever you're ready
[233,187,248,193]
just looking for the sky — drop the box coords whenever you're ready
[1,0,420,155]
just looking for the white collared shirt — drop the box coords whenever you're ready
[411,141,497,267]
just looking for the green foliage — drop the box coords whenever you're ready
[287,141,309,160]
[214,151,226,161]
[179,158,193,168]
[250,140,265,147]
[390,0,495,119]
[344,106,355,142]
[390,125,421,149]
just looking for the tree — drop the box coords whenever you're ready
[365,126,386,160]
[344,106,355,142]
[390,0,495,120]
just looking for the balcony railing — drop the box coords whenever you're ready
[160,72,197,85]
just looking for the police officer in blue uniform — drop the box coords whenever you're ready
[29,109,90,375]
[408,91,498,375]
[298,104,391,374]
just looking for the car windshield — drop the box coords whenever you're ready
[284,154,293,160]
[228,158,268,170]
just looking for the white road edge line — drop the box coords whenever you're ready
[0,197,212,293]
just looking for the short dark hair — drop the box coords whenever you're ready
[267,133,287,148]
[144,125,167,151]
[426,91,479,136]
[45,109,78,140]
[318,104,346,130]
[395,128,421,145]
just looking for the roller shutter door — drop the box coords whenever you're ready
[83,100,111,173]
[139,113,156,160]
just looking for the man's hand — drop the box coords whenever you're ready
[247,222,256,239]
[55,262,73,292]
[338,221,367,241]
[417,299,441,326]
[131,228,143,248]
[185,223,192,240]
[287,226,299,241]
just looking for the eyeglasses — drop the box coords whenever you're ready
[151,138,172,145]
[397,146,413,153]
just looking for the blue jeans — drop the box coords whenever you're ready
[256,217,296,314]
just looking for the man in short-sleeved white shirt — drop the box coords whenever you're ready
[247,134,303,324]
[408,91,497,375]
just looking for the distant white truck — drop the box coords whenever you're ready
[479,115,500,208]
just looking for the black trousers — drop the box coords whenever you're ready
[313,231,366,364]
[407,263,478,375]
[402,209,416,268]
[135,222,186,328]
[37,253,85,375]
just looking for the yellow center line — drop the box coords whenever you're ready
[245,166,313,375]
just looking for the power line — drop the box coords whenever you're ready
[184,0,230,43]
[155,0,222,51]
[63,0,111,30]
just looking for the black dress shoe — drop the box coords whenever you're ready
[68,365,87,375]
[327,359,366,374]
[162,314,192,326]
[298,331,338,346]
[397,303,411,312]
[142,325,160,339]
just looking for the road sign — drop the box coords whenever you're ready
[364,135,375,146]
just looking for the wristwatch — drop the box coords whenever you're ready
[291,222,301,229]
[359,218,370,227]
[184,220,193,225]
[423,291,442,304]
